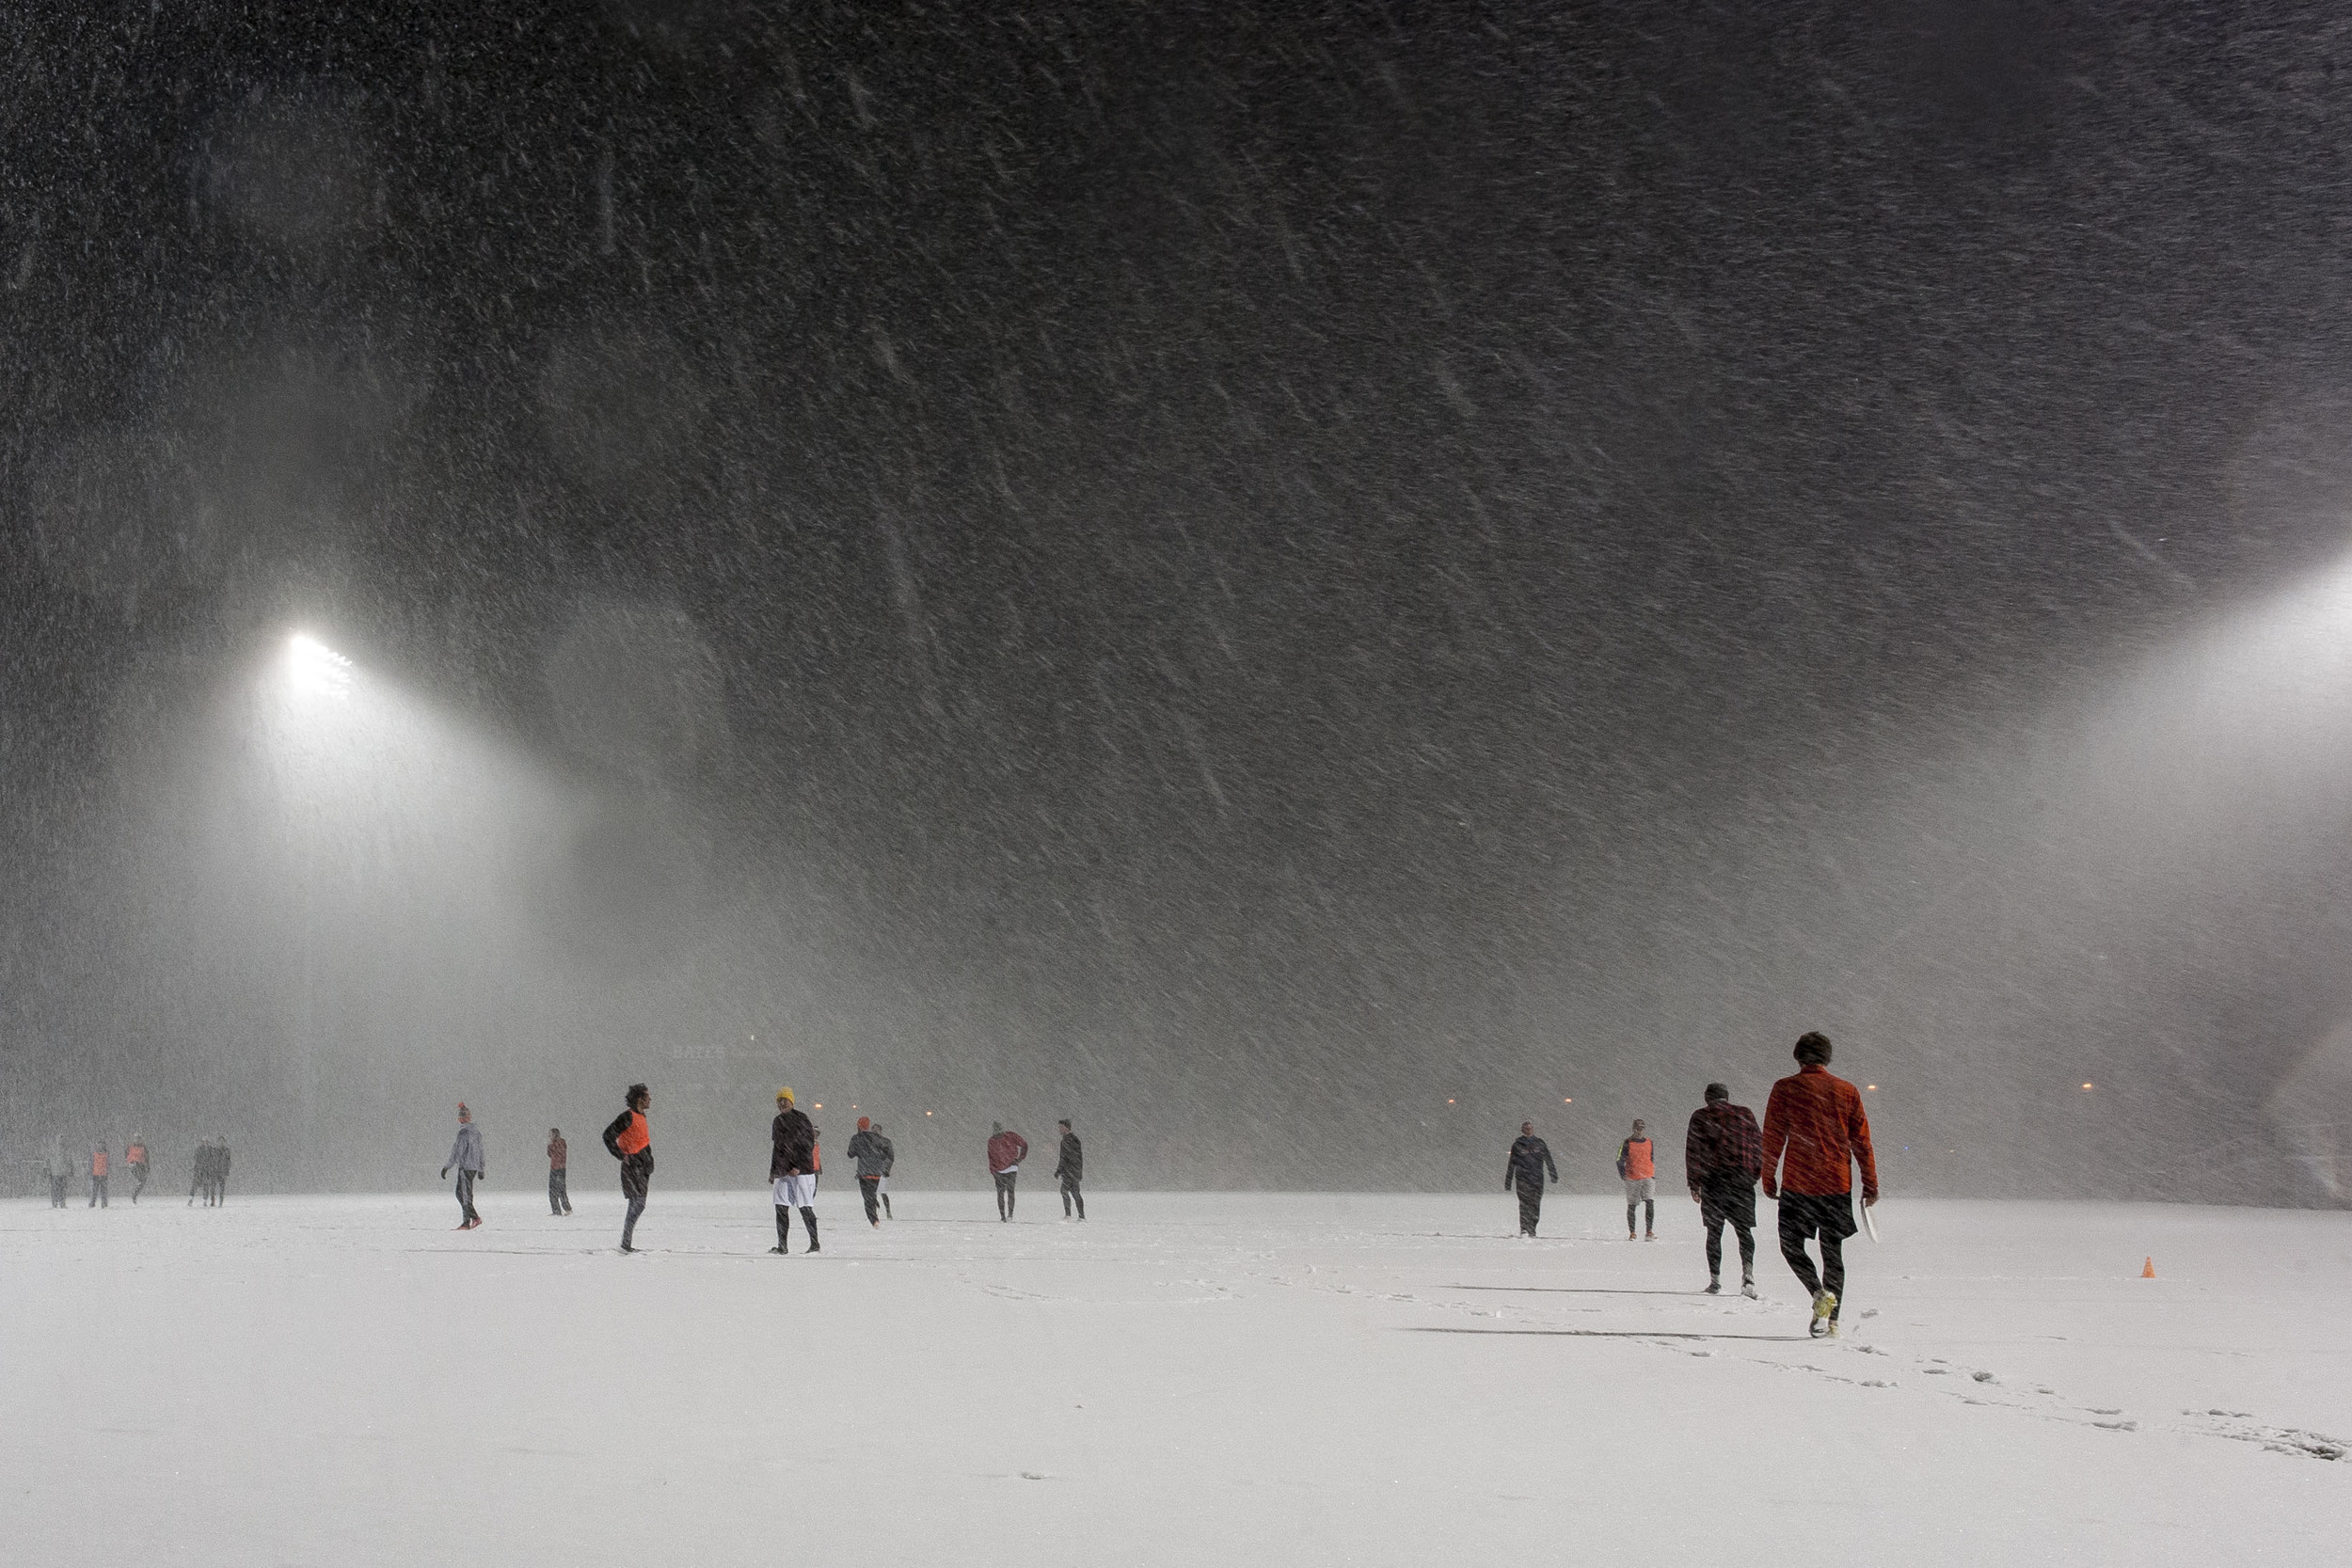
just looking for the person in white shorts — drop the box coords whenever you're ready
[770,1087,820,1254]
[1618,1117,1659,1240]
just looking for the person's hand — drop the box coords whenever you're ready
[1864,1194,1878,1208]
[439,1167,449,1180]
[1690,1190,1703,1204]
[1761,1182,1777,1201]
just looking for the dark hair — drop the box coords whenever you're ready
[1793,1032,1833,1065]
[627,1083,650,1107]
[1704,1083,1728,1102]
[1057,1118,1072,1129]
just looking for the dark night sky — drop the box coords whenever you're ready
[8,3,2352,1194]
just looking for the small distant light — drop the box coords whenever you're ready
[926,1111,933,1117]
[1564,1098,1572,1103]
[1866,1085,1877,1091]
[813,1103,821,1109]
[2082,1083,2094,1091]
[1446,1098,1455,1104]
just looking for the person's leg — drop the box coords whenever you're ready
[1518,1182,1540,1236]
[1704,1211,1724,1278]
[1643,1194,1655,1235]
[1778,1201,1821,1296]
[1626,1196,1638,1237]
[1007,1175,1015,1219]
[880,1180,891,1218]
[620,1167,646,1250]
[995,1173,1010,1220]
[1061,1180,1073,1217]
[1820,1230,1846,1316]
[1734,1217,1756,1277]
[861,1179,881,1226]
[800,1206,819,1251]
[1073,1181,1084,1219]
[774,1203,792,1250]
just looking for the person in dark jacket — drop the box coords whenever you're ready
[1504,1122,1558,1237]
[986,1122,1027,1221]
[1054,1119,1085,1220]
[188,1139,208,1207]
[214,1138,231,1205]
[547,1128,571,1216]
[844,1117,891,1227]
[1685,1083,1763,1296]
[602,1085,653,1254]
[770,1087,819,1253]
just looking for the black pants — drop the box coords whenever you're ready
[50,1176,67,1207]
[1060,1177,1085,1218]
[775,1203,819,1249]
[1515,1180,1544,1235]
[89,1176,107,1208]
[1700,1179,1757,1277]
[1777,1191,1854,1316]
[859,1177,882,1224]
[619,1156,650,1249]
[994,1171,1017,1219]
[454,1169,480,1225]
[549,1168,571,1214]
[130,1164,148,1202]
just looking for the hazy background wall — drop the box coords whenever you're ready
[6,3,2352,1197]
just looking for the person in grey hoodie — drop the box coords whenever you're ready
[46,1134,72,1208]
[440,1103,485,1229]
[844,1117,894,1227]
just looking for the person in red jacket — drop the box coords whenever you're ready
[1760,1033,1878,1338]
[88,1144,111,1208]
[125,1139,150,1203]
[602,1085,653,1254]
[987,1122,1027,1221]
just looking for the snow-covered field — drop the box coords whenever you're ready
[6,1189,2344,1564]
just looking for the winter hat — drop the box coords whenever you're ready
[776,1087,795,1105]
[1704,1083,1728,1102]
[857,1117,870,1131]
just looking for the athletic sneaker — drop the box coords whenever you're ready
[1645,1231,1657,1241]
[1705,1278,1722,1294]
[768,1245,787,1255]
[1740,1278,1758,1299]
[1809,1289,1838,1338]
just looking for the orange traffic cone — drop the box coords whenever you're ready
[2140,1256,2155,1279]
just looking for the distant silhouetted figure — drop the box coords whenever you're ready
[1761,1033,1879,1338]
[768,1088,819,1252]
[87,1145,110,1208]
[213,1138,231,1204]
[441,1104,485,1229]
[47,1134,72,1208]
[1617,1119,1657,1239]
[603,1085,653,1254]
[987,1122,1027,1221]
[547,1129,571,1216]
[188,1140,207,1206]
[1505,1121,1558,1237]
[1054,1119,1085,1220]
[846,1117,891,1227]
[1686,1084,1763,1297]
[125,1139,149,1203]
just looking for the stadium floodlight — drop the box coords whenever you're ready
[288,633,354,699]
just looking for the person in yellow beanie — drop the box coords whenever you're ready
[770,1088,819,1253]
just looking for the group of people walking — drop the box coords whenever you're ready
[437,1088,1085,1255]
[35,1134,172,1207]
[1505,1031,1880,1338]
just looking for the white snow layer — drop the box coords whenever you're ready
[5,1190,2345,1564]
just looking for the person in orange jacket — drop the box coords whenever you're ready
[603,1085,653,1254]
[88,1144,111,1208]
[1616,1119,1657,1239]
[1760,1032,1879,1338]
[125,1138,150,1203]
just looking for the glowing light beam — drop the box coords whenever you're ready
[288,633,354,700]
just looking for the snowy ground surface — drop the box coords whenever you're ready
[7,1190,2345,1564]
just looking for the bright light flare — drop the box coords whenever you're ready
[288,634,354,699]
